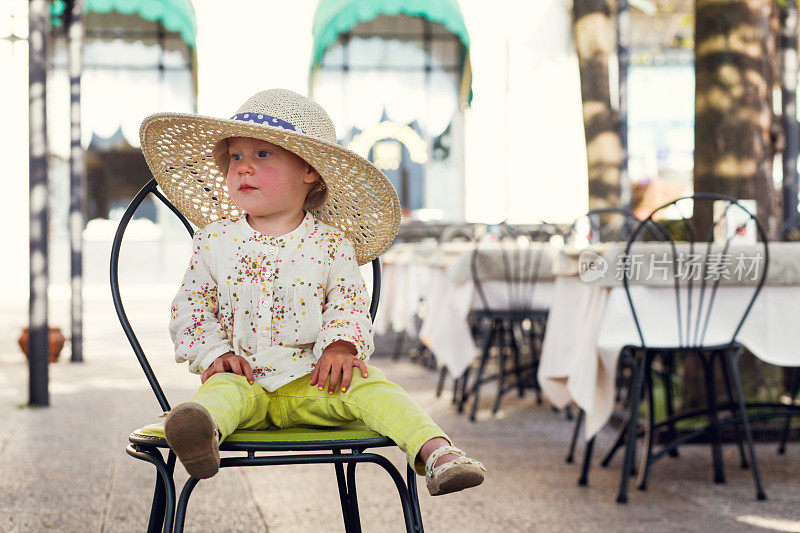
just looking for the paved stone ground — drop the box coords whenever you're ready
[1,285,799,532]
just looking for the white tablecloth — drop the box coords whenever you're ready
[538,242,800,439]
[374,241,474,337]
[418,245,556,378]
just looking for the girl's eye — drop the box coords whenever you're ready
[258,150,270,157]
[230,153,241,161]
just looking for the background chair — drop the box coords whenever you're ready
[112,179,424,533]
[461,221,558,421]
[614,193,768,503]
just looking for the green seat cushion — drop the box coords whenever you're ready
[133,421,383,444]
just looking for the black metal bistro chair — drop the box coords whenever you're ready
[614,193,770,503]
[112,179,423,533]
[561,207,646,485]
[461,222,556,421]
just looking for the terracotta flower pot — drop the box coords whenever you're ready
[18,327,66,363]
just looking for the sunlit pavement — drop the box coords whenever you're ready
[1,287,799,532]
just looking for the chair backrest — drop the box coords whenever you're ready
[621,193,769,349]
[564,207,641,246]
[111,179,382,413]
[470,222,553,314]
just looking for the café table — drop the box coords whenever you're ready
[537,241,800,439]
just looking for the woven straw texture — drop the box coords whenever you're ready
[139,89,401,265]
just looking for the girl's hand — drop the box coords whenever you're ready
[201,351,255,384]
[310,341,368,393]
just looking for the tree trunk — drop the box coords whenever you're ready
[573,0,623,210]
[694,0,780,236]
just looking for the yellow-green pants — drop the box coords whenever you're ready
[191,365,447,474]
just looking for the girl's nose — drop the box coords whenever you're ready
[237,160,254,175]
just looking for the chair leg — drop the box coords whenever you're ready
[366,455,424,533]
[392,331,406,360]
[436,367,448,398]
[617,349,645,504]
[147,472,167,533]
[407,465,424,533]
[491,325,508,415]
[174,477,200,533]
[778,368,799,454]
[662,352,679,458]
[128,446,177,533]
[600,409,631,468]
[509,322,525,398]
[334,459,355,533]
[578,436,595,486]
[701,353,725,484]
[637,354,656,491]
[456,367,471,413]
[346,462,362,531]
[566,409,584,464]
[778,412,793,455]
[469,325,496,421]
[532,318,546,405]
[602,353,637,468]
[719,353,748,469]
[727,350,767,500]
[146,450,175,533]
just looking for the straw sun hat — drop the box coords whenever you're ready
[140,88,401,265]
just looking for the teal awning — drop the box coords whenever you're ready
[311,0,472,106]
[52,0,197,48]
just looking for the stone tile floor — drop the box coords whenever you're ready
[1,288,798,532]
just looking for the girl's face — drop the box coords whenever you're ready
[225,137,319,219]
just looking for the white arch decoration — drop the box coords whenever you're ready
[347,121,429,165]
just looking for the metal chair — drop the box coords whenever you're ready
[462,222,556,421]
[112,179,423,533]
[561,207,646,485]
[615,193,769,503]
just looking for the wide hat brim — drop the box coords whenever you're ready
[140,112,401,265]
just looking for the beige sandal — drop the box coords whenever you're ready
[164,402,220,479]
[425,445,486,496]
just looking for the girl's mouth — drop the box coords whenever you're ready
[240,186,257,191]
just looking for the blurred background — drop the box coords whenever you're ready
[2,0,711,298]
[4,3,800,530]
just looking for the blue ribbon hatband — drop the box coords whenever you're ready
[230,113,305,134]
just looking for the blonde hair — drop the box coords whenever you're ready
[213,138,328,210]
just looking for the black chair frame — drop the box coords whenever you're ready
[112,179,424,533]
[462,222,555,421]
[614,193,775,503]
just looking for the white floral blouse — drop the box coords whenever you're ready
[168,211,375,392]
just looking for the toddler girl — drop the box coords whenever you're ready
[140,88,485,496]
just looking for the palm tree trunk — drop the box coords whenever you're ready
[573,0,623,210]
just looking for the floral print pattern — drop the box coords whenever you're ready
[168,212,375,392]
